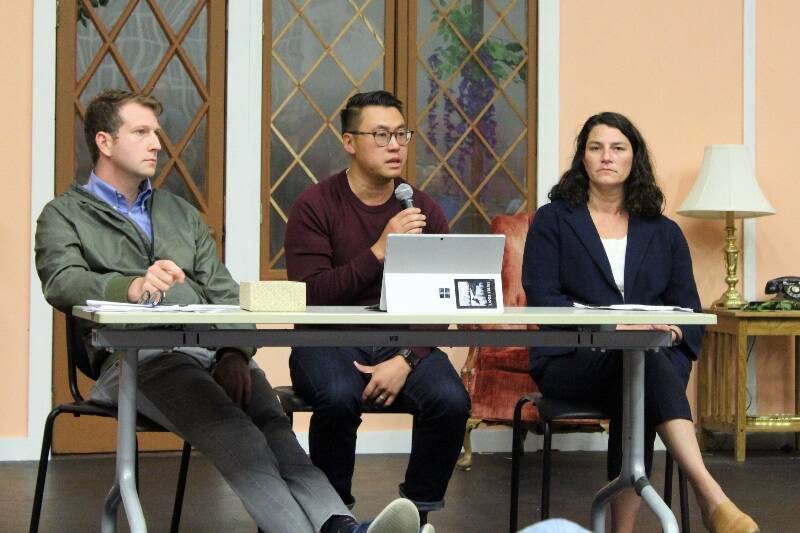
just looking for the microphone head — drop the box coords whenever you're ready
[394,183,413,202]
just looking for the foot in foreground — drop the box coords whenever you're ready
[702,500,759,533]
[356,498,432,533]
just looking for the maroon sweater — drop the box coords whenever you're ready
[285,170,449,306]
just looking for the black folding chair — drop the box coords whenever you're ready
[29,315,192,533]
[510,392,691,532]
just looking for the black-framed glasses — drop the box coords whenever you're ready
[345,129,414,147]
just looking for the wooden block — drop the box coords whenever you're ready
[239,281,306,311]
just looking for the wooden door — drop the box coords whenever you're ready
[261,0,537,279]
[53,0,226,453]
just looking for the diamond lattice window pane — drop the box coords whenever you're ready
[305,56,354,119]
[151,56,203,143]
[445,58,495,120]
[76,15,103,81]
[476,39,525,86]
[271,58,294,113]
[332,17,382,83]
[161,168,199,208]
[417,1,531,233]
[421,170,468,222]
[154,0,196,33]
[304,2,355,45]
[270,130,294,186]
[508,139,527,186]
[359,66,383,94]
[446,131,498,192]
[364,0,385,38]
[182,5,208,85]
[443,1,488,48]
[273,164,316,218]
[420,22,469,85]
[478,168,524,216]
[452,202,489,234]
[421,92,468,148]
[80,52,130,107]
[181,116,207,196]
[502,0,527,45]
[478,93,523,156]
[269,207,287,269]
[116,0,170,89]
[416,140,442,181]
[271,0,296,40]
[302,128,348,180]
[273,18,325,82]
[505,68,527,115]
[272,91,324,154]
[89,0,130,32]
[74,114,92,183]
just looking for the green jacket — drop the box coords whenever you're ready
[35,182,254,375]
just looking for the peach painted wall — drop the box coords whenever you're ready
[754,0,800,414]
[7,1,799,445]
[560,0,744,415]
[0,4,33,437]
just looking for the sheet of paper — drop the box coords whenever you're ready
[85,300,240,313]
[573,302,693,312]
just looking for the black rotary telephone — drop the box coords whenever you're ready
[765,276,800,302]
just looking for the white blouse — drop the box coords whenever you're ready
[600,236,627,299]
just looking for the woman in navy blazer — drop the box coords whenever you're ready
[522,112,757,533]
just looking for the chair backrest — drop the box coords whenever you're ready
[491,212,534,307]
[65,315,97,403]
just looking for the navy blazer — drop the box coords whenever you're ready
[522,199,703,361]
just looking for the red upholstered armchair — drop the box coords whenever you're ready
[458,212,539,469]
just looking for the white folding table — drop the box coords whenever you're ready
[72,305,715,533]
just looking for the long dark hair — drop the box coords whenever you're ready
[549,112,664,218]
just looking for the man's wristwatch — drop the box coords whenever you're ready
[397,348,420,370]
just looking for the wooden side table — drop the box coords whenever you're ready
[697,309,800,461]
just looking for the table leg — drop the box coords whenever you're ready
[795,337,800,453]
[590,349,679,533]
[101,348,147,533]
[735,329,748,462]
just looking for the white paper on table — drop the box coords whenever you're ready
[573,302,693,313]
[85,300,240,313]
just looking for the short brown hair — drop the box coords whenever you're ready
[84,89,163,163]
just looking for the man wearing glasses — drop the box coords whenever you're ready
[36,89,426,533]
[285,91,470,526]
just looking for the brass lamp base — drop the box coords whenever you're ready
[712,290,746,309]
[712,212,747,309]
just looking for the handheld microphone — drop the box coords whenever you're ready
[394,183,414,209]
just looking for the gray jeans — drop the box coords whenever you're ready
[91,349,350,533]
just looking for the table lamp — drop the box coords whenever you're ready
[677,144,775,309]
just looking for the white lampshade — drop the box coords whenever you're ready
[677,144,775,219]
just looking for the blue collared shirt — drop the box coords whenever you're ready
[83,171,154,241]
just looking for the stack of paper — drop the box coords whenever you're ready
[573,302,693,312]
[85,300,240,313]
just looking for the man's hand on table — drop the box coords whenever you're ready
[127,259,186,303]
[354,355,412,407]
[213,350,252,407]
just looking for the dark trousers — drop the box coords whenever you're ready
[530,347,693,479]
[289,346,470,511]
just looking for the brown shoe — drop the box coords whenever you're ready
[702,501,759,533]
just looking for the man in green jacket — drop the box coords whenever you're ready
[35,89,426,533]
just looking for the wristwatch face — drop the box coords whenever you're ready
[400,349,417,368]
